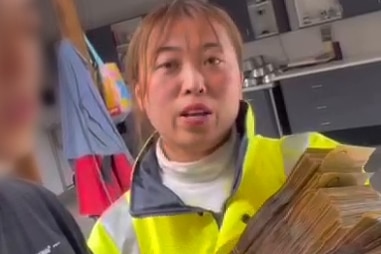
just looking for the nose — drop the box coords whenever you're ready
[181,63,206,96]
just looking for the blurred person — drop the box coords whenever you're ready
[88,1,339,253]
[0,0,91,253]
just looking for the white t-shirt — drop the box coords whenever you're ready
[157,132,237,213]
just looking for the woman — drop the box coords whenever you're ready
[0,0,90,253]
[88,0,338,253]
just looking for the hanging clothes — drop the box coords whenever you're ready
[75,154,132,217]
[57,40,133,216]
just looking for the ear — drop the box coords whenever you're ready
[134,84,144,112]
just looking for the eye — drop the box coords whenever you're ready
[204,57,222,66]
[156,60,181,73]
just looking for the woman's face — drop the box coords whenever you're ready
[137,18,242,156]
[0,0,42,160]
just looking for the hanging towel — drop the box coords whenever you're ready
[57,39,132,161]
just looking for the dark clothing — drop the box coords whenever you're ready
[0,179,90,254]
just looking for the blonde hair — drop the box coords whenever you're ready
[126,0,243,147]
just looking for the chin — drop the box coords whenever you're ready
[180,131,215,147]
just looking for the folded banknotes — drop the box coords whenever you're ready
[234,146,381,254]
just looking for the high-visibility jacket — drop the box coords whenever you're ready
[88,101,338,254]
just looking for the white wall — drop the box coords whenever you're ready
[244,11,381,62]
[35,130,65,195]
[36,106,73,195]
[35,128,74,195]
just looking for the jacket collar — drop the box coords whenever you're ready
[130,101,253,217]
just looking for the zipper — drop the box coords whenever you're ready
[217,136,248,225]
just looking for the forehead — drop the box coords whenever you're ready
[152,17,232,51]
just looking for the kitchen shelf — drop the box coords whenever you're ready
[294,0,343,28]
[299,16,342,28]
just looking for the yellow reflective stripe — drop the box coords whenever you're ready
[281,132,339,176]
[102,195,130,250]
[281,133,311,176]
[245,102,255,138]
[308,132,338,148]
[88,195,130,254]
[88,221,120,254]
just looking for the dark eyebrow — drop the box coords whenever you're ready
[203,42,222,50]
[156,46,182,55]
[156,43,222,54]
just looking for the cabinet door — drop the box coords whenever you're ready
[210,0,255,42]
[244,90,281,138]
[281,62,381,133]
[339,0,381,18]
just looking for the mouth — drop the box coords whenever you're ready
[179,103,212,126]
[180,103,212,117]
[180,110,212,117]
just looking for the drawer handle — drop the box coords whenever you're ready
[320,121,331,126]
[311,84,323,89]
[316,105,328,110]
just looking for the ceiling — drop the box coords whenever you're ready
[42,0,207,37]
[75,0,169,29]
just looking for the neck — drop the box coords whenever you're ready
[160,130,232,163]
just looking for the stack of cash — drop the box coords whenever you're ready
[234,146,381,254]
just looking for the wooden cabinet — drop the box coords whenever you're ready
[243,89,281,138]
[210,0,255,42]
[339,0,381,18]
[280,62,381,134]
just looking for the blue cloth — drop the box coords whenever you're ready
[57,40,131,161]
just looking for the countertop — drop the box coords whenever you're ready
[242,83,275,93]
[272,55,381,81]
[241,55,381,92]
